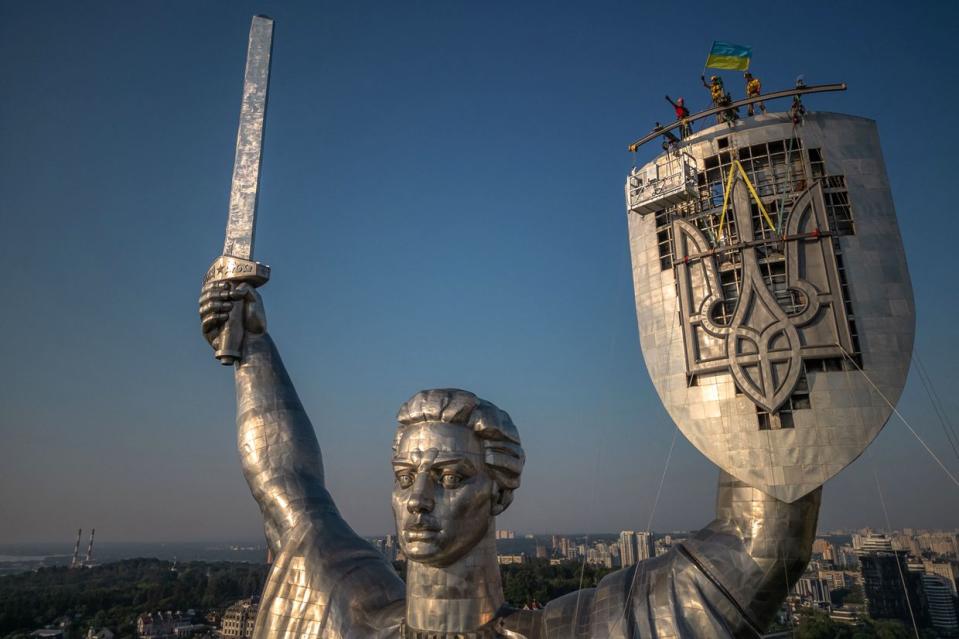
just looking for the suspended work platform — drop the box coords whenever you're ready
[626,152,698,216]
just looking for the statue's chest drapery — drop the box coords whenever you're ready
[252,529,750,639]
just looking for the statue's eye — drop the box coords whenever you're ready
[440,473,462,489]
[396,473,414,489]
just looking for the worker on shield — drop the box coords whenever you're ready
[744,72,766,116]
[665,95,693,138]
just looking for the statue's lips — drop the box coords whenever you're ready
[404,525,441,541]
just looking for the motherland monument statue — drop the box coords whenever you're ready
[198,17,913,639]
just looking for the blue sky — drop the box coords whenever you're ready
[1,0,957,543]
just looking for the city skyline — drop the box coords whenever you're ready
[2,0,959,545]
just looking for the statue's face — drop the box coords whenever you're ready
[391,422,495,567]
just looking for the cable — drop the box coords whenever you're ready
[572,240,633,623]
[870,457,920,639]
[609,277,681,636]
[836,344,959,489]
[913,350,959,464]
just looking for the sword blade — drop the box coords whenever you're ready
[223,15,274,260]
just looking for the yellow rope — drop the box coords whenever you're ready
[717,160,779,245]
[734,159,778,234]
[716,161,737,242]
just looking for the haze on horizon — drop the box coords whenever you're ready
[1,0,958,546]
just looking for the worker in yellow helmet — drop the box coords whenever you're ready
[744,72,766,116]
[702,74,739,125]
[702,75,725,106]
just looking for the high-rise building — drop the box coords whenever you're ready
[636,531,654,561]
[860,534,894,553]
[796,576,829,603]
[619,531,637,567]
[924,560,959,596]
[384,533,397,562]
[859,550,927,626]
[921,574,959,635]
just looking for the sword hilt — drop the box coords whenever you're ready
[205,256,270,366]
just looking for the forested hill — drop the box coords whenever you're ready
[0,559,268,638]
[0,557,613,639]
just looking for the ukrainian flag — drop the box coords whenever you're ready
[705,41,752,71]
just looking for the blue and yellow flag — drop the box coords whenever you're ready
[705,41,752,71]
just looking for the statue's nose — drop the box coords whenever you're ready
[407,474,434,514]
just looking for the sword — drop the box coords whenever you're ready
[204,15,274,365]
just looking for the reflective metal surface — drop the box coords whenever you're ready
[224,15,273,261]
[207,16,274,366]
[199,285,822,637]
[626,113,915,503]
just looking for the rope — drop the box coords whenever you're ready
[775,128,798,234]
[870,457,921,639]
[716,161,738,243]
[735,160,777,234]
[608,427,678,637]
[835,344,959,489]
[572,241,633,623]
[609,283,681,636]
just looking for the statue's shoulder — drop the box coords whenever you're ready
[253,521,406,639]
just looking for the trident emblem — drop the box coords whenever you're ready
[673,172,855,415]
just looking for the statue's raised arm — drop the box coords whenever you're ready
[199,282,405,637]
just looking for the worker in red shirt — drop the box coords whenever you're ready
[665,95,692,138]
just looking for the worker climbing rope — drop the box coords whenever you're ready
[665,95,692,138]
[790,75,807,125]
[744,71,766,116]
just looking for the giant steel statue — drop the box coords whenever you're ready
[198,17,912,639]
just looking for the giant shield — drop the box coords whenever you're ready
[626,113,914,502]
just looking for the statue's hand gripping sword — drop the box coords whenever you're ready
[204,16,274,365]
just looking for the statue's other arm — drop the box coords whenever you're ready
[681,472,821,634]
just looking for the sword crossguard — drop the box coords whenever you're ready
[205,256,271,365]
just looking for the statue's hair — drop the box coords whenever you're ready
[394,389,525,509]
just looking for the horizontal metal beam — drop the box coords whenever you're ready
[627,83,847,152]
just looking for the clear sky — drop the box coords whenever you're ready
[1,0,958,545]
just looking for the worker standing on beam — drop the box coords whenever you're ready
[665,95,692,138]
[744,72,766,116]
[702,75,738,124]
[702,75,725,108]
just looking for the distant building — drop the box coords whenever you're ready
[859,550,927,626]
[829,603,866,626]
[619,531,637,567]
[220,598,258,639]
[137,612,194,639]
[495,529,515,540]
[921,574,959,635]
[859,534,894,553]
[796,577,829,603]
[535,545,548,559]
[497,553,527,565]
[924,560,959,595]
[383,534,397,562]
[917,532,959,558]
[636,531,654,561]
